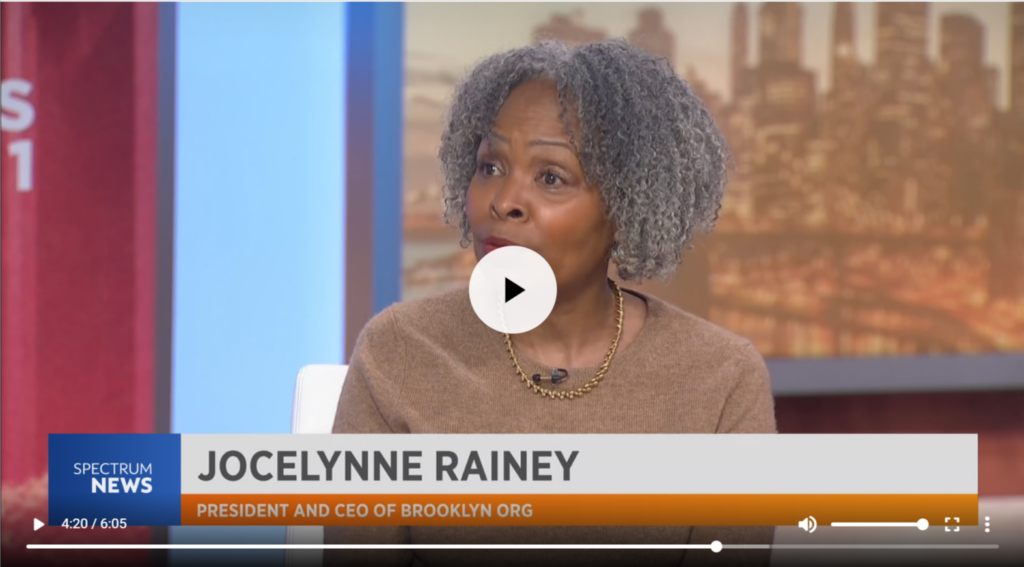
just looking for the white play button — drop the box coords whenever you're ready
[469,246,556,334]
[34,518,44,531]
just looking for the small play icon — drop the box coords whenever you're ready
[34,518,44,531]
[505,278,525,302]
[469,246,557,334]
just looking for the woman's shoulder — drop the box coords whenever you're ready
[362,286,480,347]
[635,291,761,360]
[386,286,475,326]
[635,291,775,433]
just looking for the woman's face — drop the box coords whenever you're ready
[467,79,615,291]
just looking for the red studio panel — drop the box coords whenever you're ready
[2,3,163,563]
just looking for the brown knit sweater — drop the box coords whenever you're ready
[325,286,777,567]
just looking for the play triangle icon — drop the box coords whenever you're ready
[505,277,525,302]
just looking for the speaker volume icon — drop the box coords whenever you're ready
[798,516,818,533]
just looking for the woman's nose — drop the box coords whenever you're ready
[490,178,527,221]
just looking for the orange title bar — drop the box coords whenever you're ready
[180,494,977,527]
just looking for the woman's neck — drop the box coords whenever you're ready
[510,274,618,369]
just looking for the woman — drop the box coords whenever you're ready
[326,39,776,567]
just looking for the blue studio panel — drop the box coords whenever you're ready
[172,2,345,562]
[369,1,404,313]
[173,1,345,436]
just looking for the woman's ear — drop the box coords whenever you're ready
[604,239,617,262]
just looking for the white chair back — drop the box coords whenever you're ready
[285,364,348,566]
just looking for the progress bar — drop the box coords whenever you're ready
[25,543,1000,551]
[28,543,722,552]
[737,545,999,550]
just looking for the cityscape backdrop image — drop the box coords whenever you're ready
[403,2,1024,359]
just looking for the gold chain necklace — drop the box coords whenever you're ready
[503,279,624,400]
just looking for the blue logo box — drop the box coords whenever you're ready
[48,434,182,527]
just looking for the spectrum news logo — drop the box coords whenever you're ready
[74,462,155,494]
[50,435,183,526]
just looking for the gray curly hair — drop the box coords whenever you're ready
[439,39,730,282]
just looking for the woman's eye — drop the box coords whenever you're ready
[480,163,499,176]
[541,171,563,186]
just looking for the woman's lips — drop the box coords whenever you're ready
[482,236,519,255]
